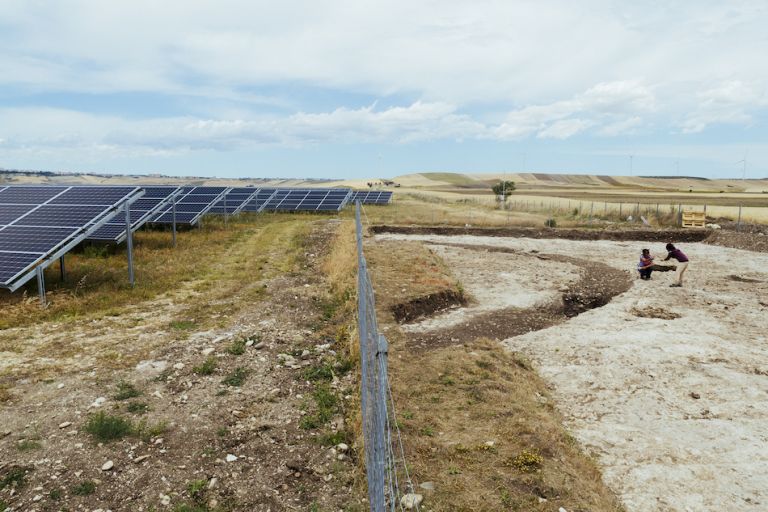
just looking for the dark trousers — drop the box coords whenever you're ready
[639,268,652,279]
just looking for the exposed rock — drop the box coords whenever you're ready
[400,493,423,509]
[58,421,72,429]
[101,460,114,471]
[225,454,238,462]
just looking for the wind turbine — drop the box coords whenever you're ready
[736,149,748,180]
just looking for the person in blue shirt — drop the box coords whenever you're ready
[637,248,654,280]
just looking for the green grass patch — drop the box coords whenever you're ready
[193,356,217,375]
[316,430,349,447]
[299,384,338,430]
[16,439,41,451]
[170,320,197,331]
[113,381,142,400]
[49,488,63,501]
[127,401,149,414]
[72,480,96,496]
[227,338,247,355]
[0,467,29,491]
[84,412,134,442]
[222,367,248,387]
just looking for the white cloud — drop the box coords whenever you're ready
[681,80,768,133]
[538,119,593,139]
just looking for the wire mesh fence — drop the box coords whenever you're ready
[356,201,420,512]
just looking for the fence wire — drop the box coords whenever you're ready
[356,201,420,512]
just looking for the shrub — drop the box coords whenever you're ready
[545,218,557,228]
[193,356,217,375]
[72,480,96,496]
[222,367,249,387]
[84,412,133,442]
[113,381,141,400]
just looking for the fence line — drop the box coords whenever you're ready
[356,201,420,512]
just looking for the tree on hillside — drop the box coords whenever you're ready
[492,180,516,202]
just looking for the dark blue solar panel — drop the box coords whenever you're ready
[0,204,37,224]
[0,252,42,283]
[150,186,227,225]
[0,186,68,204]
[351,190,393,204]
[87,186,181,242]
[19,205,110,227]
[48,187,140,206]
[0,226,78,252]
[0,185,144,289]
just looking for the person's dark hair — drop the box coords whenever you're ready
[642,248,650,255]
[666,243,675,251]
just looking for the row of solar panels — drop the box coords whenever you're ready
[0,185,392,292]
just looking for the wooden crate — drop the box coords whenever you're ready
[681,211,706,228]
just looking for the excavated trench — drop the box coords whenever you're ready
[391,243,632,351]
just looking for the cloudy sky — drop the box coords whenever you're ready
[1,1,766,178]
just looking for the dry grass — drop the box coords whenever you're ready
[366,237,625,512]
[0,214,309,330]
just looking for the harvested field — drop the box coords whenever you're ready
[374,231,768,512]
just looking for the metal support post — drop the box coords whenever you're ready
[224,194,228,227]
[737,205,742,230]
[59,256,65,282]
[125,202,135,287]
[172,196,177,248]
[37,266,46,307]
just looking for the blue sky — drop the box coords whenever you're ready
[1,1,767,179]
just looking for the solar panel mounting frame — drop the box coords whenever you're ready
[0,185,145,293]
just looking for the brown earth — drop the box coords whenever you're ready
[398,245,631,350]
[0,220,362,512]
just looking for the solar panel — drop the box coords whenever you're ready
[150,186,229,225]
[247,188,352,212]
[241,188,279,213]
[208,187,260,215]
[350,190,393,205]
[0,185,144,292]
[87,186,183,243]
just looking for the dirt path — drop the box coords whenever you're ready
[0,220,358,511]
[376,233,768,512]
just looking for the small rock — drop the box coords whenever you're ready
[154,438,164,445]
[690,392,701,400]
[58,421,72,429]
[208,477,218,489]
[336,443,349,452]
[400,493,423,509]
[419,481,435,491]
[101,460,114,471]
[245,340,254,347]
[254,341,266,349]
[91,397,107,408]
[201,348,215,356]
[225,454,238,462]
[323,474,333,482]
[208,498,219,508]
[33,494,42,501]
[173,363,185,370]
[57,383,65,389]
[1,430,11,438]
[559,508,568,512]
[160,494,171,506]
[133,455,150,464]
